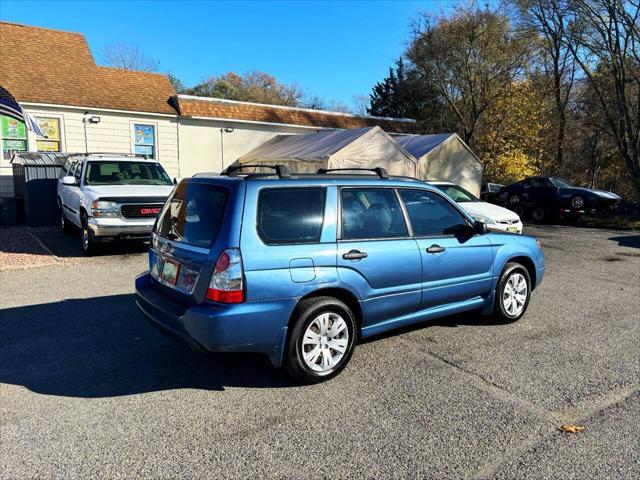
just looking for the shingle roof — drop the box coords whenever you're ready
[0,22,176,115]
[175,95,418,133]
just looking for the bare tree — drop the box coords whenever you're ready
[514,0,576,170]
[407,5,532,148]
[101,42,158,72]
[352,95,371,117]
[565,0,640,195]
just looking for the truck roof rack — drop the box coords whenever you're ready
[221,164,291,178]
[65,152,140,159]
[317,167,389,179]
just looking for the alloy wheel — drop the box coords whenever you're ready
[301,312,349,373]
[571,196,584,209]
[502,272,528,317]
[82,225,90,251]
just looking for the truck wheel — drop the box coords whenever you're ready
[80,213,98,255]
[283,296,357,383]
[60,207,73,235]
[492,262,532,323]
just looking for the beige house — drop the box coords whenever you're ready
[0,22,179,196]
[0,22,417,197]
[172,95,417,178]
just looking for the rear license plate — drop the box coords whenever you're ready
[507,226,518,233]
[161,258,181,285]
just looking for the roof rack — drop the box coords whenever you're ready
[65,152,140,159]
[221,164,291,178]
[317,167,389,179]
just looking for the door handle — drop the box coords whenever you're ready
[426,245,446,254]
[343,249,368,260]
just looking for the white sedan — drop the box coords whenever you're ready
[431,182,523,234]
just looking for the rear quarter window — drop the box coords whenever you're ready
[257,188,326,245]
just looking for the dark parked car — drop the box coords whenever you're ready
[500,176,621,222]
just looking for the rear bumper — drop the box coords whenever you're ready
[89,217,155,239]
[135,273,294,366]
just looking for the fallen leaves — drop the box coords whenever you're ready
[559,424,585,433]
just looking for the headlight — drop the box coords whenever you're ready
[473,214,495,225]
[91,200,119,217]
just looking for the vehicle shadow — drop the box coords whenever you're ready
[0,294,296,398]
[609,235,640,249]
[30,228,149,258]
[360,310,503,345]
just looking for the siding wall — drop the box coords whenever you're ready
[0,105,179,196]
[178,118,319,178]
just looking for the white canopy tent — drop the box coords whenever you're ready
[394,133,483,195]
[235,126,417,176]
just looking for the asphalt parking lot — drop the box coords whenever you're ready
[1,225,638,479]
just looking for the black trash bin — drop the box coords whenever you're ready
[11,152,67,227]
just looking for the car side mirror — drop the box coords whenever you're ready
[62,175,78,186]
[173,177,182,185]
[474,220,489,235]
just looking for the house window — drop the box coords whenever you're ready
[133,124,155,159]
[1,115,28,160]
[35,117,61,152]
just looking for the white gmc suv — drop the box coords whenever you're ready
[57,153,175,254]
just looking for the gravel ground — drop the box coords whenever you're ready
[0,226,61,270]
[0,225,638,479]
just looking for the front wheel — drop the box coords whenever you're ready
[283,297,357,383]
[492,263,532,323]
[80,214,98,255]
[530,204,546,223]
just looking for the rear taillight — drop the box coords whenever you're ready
[206,248,244,303]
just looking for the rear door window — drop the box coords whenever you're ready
[156,182,227,248]
[399,189,469,236]
[341,188,408,240]
[258,188,326,244]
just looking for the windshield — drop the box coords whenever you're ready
[84,161,172,186]
[434,184,479,203]
[549,177,573,188]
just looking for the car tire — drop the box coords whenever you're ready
[492,262,532,323]
[511,205,525,218]
[530,204,546,223]
[80,213,98,255]
[508,194,520,205]
[60,207,73,235]
[283,296,357,383]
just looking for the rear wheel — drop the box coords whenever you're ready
[492,263,532,323]
[283,296,357,383]
[60,207,73,234]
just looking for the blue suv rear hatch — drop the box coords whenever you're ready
[147,177,245,305]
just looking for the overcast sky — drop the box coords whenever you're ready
[0,0,456,108]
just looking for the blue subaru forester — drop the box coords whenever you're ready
[135,166,544,383]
